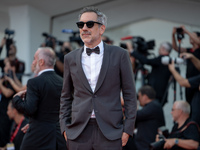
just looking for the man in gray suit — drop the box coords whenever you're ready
[12,47,67,150]
[60,6,137,150]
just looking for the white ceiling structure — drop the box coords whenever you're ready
[0,0,200,33]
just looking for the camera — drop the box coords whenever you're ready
[42,33,64,48]
[120,36,155,56]
[7,70,14,79]
[42,33,56,48]
[5,28,15,36]
[149,126,169,150]
[161,56,185,65]
[62,29,83,46]
[4,28,15,57]
[176,27,184,40]
[150,134,165,150]
[1,70,14,79]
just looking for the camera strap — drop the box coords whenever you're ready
[171,121,200,135]
[180,121,200,133]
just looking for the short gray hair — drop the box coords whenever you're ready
[160,42,172,53]
[175,100,190,114]
[78,6,107,27]
[38,47,56,67]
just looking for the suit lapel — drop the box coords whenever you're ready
[94,43,110,93]
[76,47,93,93]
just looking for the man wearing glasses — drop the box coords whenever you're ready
[155,101,199,150]
[60,6,137,150]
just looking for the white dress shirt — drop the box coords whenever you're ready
[82,41,104,118]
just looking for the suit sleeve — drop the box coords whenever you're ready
[136,103,158,122]
[120,50,137,136]
[12,79,40,116]
[59,55,74,134]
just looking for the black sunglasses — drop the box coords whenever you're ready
[76,21,102,29]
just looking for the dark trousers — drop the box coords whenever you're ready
[67,119,122,150]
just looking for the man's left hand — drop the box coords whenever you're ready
[122,132,129,146]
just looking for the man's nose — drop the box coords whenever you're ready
[82,24,88,30]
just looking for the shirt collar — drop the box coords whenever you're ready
[38,69,54,76]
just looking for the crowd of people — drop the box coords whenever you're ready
[0,6,199,150]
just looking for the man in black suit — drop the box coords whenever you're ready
[12,47,67,150]
[60,6,137,150]
[135,85,165,150]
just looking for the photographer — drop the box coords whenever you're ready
[0,42,25,82]
[128,41,172,106]
[180,52,200,72]
[135,85,165,150]
[168,56,200,126]
[172,26,200,103]
[0,60,16,148]
[154,101,199,150]
[55,41,72,77]
[41,34,71,77]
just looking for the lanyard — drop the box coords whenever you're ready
[10,116,24,142]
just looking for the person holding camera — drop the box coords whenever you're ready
[54,41,72,77]
[41,34,71,78]
[128,41,172,106]
[154,100,199,150]
[168,54,200,126]
[135,85,165,150]
[3,57,37,93]
[0,59,16,148]
[0,42,25,82]
[172,26,200,104]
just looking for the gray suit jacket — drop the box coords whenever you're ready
[60,43,137,140]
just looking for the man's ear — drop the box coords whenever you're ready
[39,59,45,66]
[100,25,106,35]
[143,94,148,100]
[13,108,18,115]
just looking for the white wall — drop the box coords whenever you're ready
[8,5,50,84]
